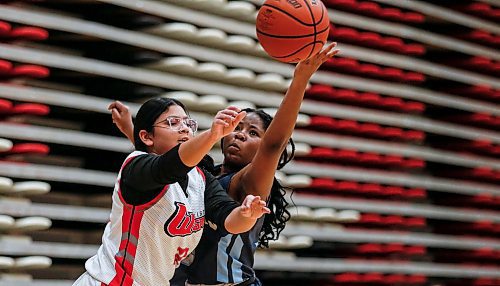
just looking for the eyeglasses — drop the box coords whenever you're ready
[153,116,198,133]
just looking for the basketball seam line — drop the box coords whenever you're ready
[261,3,322,26]
[256,25,329,39]
[303,0,318,59]
[272,41,325,58]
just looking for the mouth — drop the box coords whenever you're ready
[227,143,240,151]
[178,137,190,144]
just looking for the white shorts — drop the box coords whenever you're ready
[73,272,101,286]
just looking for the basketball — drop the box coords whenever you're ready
[256,0,330,63]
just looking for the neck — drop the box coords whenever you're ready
[221,162,240,175]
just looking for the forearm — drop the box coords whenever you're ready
[224,207,259,234]
[178,130,219,167]
[124,126,134,144]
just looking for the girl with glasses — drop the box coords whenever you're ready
[110,42,339,286]
[73,98,271,286]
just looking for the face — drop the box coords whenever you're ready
[222,112,265,169]
[140,105,194,155]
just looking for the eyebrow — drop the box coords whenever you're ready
[249,124,263,131]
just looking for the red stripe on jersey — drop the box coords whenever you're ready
[196,166,205,181]
[116,153,169,211]
[108,202,145,285]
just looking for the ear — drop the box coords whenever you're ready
[139,130,154,148]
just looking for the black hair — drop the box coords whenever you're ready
[133,97,187,152]
[133,97,215,171]
[222,108,295,248]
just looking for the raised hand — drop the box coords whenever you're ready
[210,106,246,139]
[239,195,271,219]
[108,101,134,143]
[294,42,340,80]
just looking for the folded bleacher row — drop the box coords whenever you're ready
[0,0,499,285]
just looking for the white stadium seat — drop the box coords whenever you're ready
[14,217,52,232]
[195,62,228,80]
[11,181,51,196]
[162,91,200,108]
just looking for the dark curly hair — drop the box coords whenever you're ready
[221,108,295,248]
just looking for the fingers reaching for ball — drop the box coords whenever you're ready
[294,42,340,79]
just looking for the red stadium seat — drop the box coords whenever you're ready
[405,217,426,228]
[8,143,50,155]
[404,12,425,23]
[336,120,359,132]
[358,32,383,46]
[359,183,383,195]
[380,97,404,109]
[359,123,383,136]
[336,181,359,192]
[0,59,13,75]
[383,215,405,226]
[356,243,383,254]
[12,103,50,116]
[358,153,383,165]
[384,243,405,254]
[404,43,426,56]
[11,65,50,78]
[405,188,427,199]
[0,99,13,114]
[357,2,381,16]
[402,158,426,169]
[381,8,403,20]
[309,116,337,130]
[385,274,406,284]
[357,92,382,105]
[384,155,404,166]
[361,272,383,283]
[333,272,361,283]
[310,178,336,191]
[404,72,426,83]
[381,127,404,139]
[384,186,404,197]
[407,274,427,284]
[383,67,405,81]
[359,64,382,77]
[326,0,357,10]
[360,213,382,224]
[10,27,49,41]
[0,21,11,36]
[405,245,426,256]
[383,37,405,52]
[330,27,359,42]
[334,89,358,101]
[336,149,358,161]
[306,85,335,100]
[402,101,425,113]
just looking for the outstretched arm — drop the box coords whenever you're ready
[224,194,271,234]
[179,107,245,167]
[109,100,245,167]
[229,43,339,200]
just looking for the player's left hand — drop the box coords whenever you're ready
[239,195,271,219]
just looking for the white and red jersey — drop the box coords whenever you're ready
[85,151,206,286]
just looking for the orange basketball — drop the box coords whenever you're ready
[256,0,330,63]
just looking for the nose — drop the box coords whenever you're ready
[178,122,190,133]
[234,131,246,141]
